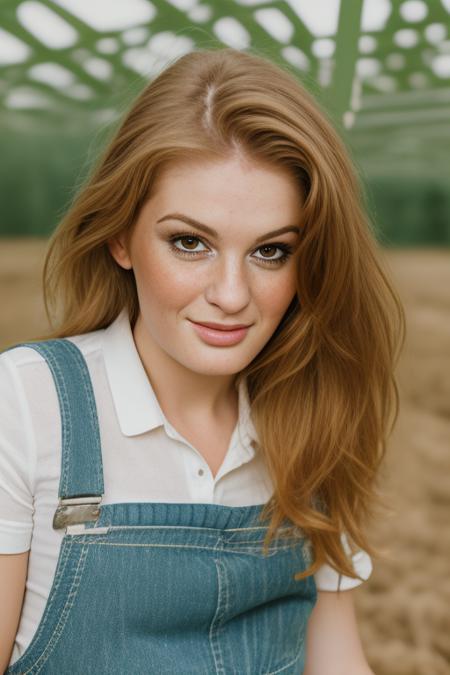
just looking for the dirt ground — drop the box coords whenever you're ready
[0,239,449,675]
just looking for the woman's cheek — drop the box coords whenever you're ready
[256,274,296,320]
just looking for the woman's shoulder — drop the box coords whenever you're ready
[0,329,107,421]
[1,326,106,371]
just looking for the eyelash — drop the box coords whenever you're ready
[167,231,294,267]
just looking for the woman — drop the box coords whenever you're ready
[0,47,405,673]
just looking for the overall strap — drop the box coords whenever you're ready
[4,339,104,529]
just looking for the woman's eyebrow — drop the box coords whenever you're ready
[156,212,300,243]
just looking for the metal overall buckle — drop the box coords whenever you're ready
[52,495,102,530]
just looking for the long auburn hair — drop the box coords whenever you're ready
[31,47,406,585]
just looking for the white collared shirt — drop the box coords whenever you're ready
[0,308,372,665]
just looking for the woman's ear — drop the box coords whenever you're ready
[107,233,133,270]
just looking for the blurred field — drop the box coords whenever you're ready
[0,239,449,675]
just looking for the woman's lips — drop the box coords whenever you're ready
[189,320,250,346]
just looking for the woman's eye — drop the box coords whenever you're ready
[171,235,208,254]
[168,233,293,266]
[253,245,289,263]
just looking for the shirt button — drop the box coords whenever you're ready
[198,468,204,476]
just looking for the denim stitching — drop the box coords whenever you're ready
[67,529,298,549]
[209,557,228,675]
[5,539,75,674]
[39,345,72,496]
[216,540,304,546]
[25,543,90,673]
[56,341,85,495]
[265,648,303,675]
[59,340,102,491]
[33,340,102,497]
[66,541,299,557]
[85,524,269,533]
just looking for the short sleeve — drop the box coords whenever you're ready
[314,531,373,591]
[0,351,36,553]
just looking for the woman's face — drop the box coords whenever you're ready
[108,155,303,376]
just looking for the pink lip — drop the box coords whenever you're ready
[189,320,250,346]
[193,321,250,330]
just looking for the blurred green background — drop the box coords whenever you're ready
[0,0,449,243]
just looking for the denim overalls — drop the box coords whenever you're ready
[5,338,317,675]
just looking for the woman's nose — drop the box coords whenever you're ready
[204,256,251,312]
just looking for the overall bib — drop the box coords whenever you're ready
[5,339,317,675]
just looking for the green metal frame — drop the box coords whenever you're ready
[1,0,449,242]
[2,0,449,168]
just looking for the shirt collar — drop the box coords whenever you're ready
[101,308,258,456]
